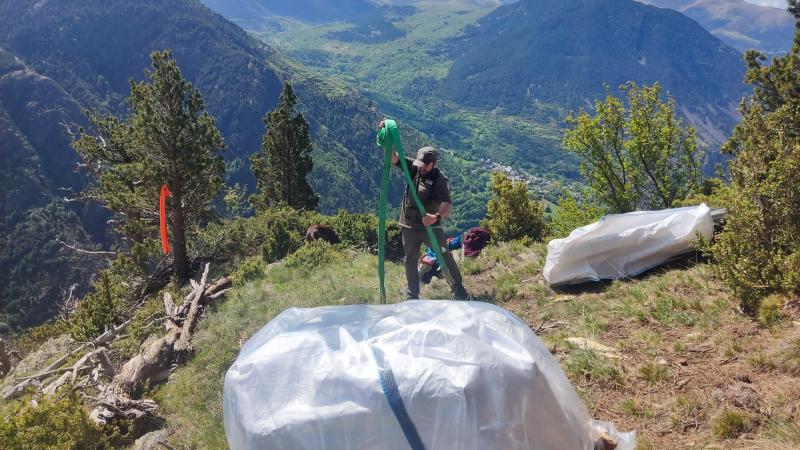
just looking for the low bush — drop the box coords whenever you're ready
[481,172,546,242]
[756,294,788,326]
[231,257,267,286]
[0,387,113,449]
[284,241,346,270]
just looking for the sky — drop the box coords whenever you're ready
[744,0,788,8]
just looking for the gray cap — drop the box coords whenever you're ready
[413,146,438,167]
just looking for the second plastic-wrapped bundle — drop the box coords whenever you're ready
[223,300,634,450]
[544,204,714,286]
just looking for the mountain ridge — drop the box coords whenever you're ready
[440,0,748,147]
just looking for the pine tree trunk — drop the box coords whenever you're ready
[171,178,189,282]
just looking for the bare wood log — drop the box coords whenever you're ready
[43,372,71,396]
[0,339,11,378]
[162,292,174,320]
[198,263,210,288]
[1,378,39,400]
[174,294,205,352]
[97,348,116,378]
[15,366,73,383]
[71,349,99,383]
[4,318,135,400]
[205,276,233,297]
[209,288,231,300]
[110,274,232,397]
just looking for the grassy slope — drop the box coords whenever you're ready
[261,3,576,180]
[157,241,800,449]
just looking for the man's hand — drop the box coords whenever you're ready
[422,213,438,226]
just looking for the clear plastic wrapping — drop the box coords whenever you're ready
[223,300,634,450]
[544,204,714,286]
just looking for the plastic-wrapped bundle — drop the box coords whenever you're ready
[544,204,714,286]
[223,301,634,450]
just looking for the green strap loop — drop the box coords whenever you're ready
[376,119,449,303]
[376,127,392,304]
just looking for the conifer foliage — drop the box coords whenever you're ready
[251,82,319,211]
[72,50,225,281]
[711,5,800,311]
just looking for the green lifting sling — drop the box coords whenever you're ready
[376,119,449,303]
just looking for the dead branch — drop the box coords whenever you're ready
[163,292,174,319]
[108,270,231,398]
[43,372,71,396]
[14,366,73,383]
[58,240,117,256]
[97,348,115,378]
[2,318,133,400]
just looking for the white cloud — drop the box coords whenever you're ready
[743,0,789,8]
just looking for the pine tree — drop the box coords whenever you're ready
[250,82,318,211]
[72,50,225,282]
[711,6,800,310]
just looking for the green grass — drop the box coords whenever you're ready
[493,272,519,302]
[747,350,777,372]
[777,336,800,376]
[156,254,406,448]
[146,239,792,449]
[637,362,669,384]
[712,409,749,439]
[619,398,654,418]
[564,348,622,387]
[763,418,800,445]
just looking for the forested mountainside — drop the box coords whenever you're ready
[0,48,104,329]
[201,0,381,24]
[441,0,748,145]
[639,0,796,54]
[0,0,452,328]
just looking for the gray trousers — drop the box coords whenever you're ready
[402,227,464,298]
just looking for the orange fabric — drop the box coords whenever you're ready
[160,184,171,254]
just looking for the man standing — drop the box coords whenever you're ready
[379,121,468,300]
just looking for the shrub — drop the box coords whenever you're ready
[325,210,377,248]
[284,241,346,270]
[67,270,128,342]
[193,207,319,263]
[756,294,788,326]
[231,256,267,286]
[323,210,403,260]
[0,388,112,449]
[14,321,70,355]
[481,172,546,242]
[548,192,604,239]
[710,29,800,312]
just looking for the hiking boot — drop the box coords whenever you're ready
[453,285,469,301]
